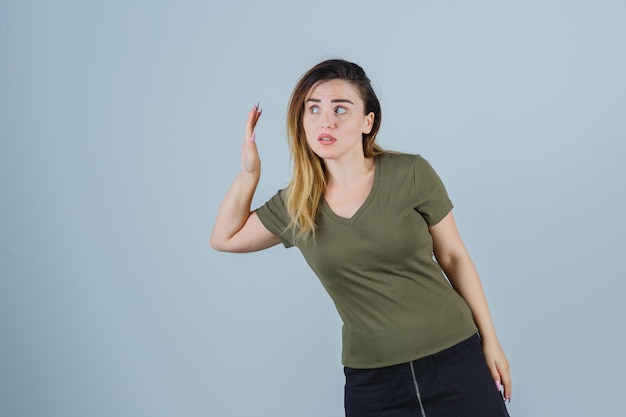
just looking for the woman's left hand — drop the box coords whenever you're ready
[482,338,512,402]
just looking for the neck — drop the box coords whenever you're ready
[324,155,375,186]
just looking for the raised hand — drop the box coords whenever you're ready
[242,103,262,174]
[210,102,281,252]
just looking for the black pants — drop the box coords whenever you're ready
[344,334,510,417]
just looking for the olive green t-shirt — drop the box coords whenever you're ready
[255,153,477,368]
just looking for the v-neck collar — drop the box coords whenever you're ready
[321,155,381,225]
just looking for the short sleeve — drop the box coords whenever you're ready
[255,189,295,248]
[413,155,454,226]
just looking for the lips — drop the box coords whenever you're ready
[317,134,337,144]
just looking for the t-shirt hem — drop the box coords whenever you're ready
[341,326,478,369]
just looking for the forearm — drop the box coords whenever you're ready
[440,255,500,343]
[210,170,260,250]
[430,213,511,397]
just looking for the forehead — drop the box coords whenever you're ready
[306,79,362,102]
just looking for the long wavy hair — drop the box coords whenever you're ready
[285,59,383,240]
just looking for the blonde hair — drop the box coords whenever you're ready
[285,59,384,241]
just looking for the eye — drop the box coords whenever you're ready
[335,106,347,115]
[309,105,320,114]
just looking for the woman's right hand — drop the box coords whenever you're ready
[242,103,262,174]
[210,102,280,252]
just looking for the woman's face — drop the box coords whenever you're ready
[302,79,374,162]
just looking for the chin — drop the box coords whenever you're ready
[314,150,338,161]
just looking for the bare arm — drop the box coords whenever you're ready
[210,105,281,253]
[429,211,512,402]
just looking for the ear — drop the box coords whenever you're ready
[362,112,375,134]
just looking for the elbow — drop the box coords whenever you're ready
[210,234,245,253]
[434,251,463,272]
[209,234,228,252]
[209,240,221,251]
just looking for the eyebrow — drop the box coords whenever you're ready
[306,98,355,105]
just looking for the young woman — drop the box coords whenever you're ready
[211,59,512,416]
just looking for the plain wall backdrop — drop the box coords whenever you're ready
[1,1,625,416]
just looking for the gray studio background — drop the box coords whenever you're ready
[1,1,625,416]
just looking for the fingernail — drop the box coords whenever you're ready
[250,133,256,142]
[495,381,502,392]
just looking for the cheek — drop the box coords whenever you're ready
[302,118,316,140]
[304,134,315,148]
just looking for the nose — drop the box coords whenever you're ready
[321,111,335,129]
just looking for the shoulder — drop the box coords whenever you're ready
[378,151,427,162]
[378,152,430,173]
[377,151,447,192]
[256,187,289,220]
[261,187,288,208]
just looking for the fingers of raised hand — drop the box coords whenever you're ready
[245,103,263,140]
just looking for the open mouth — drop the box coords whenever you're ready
[318,134,337,144]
